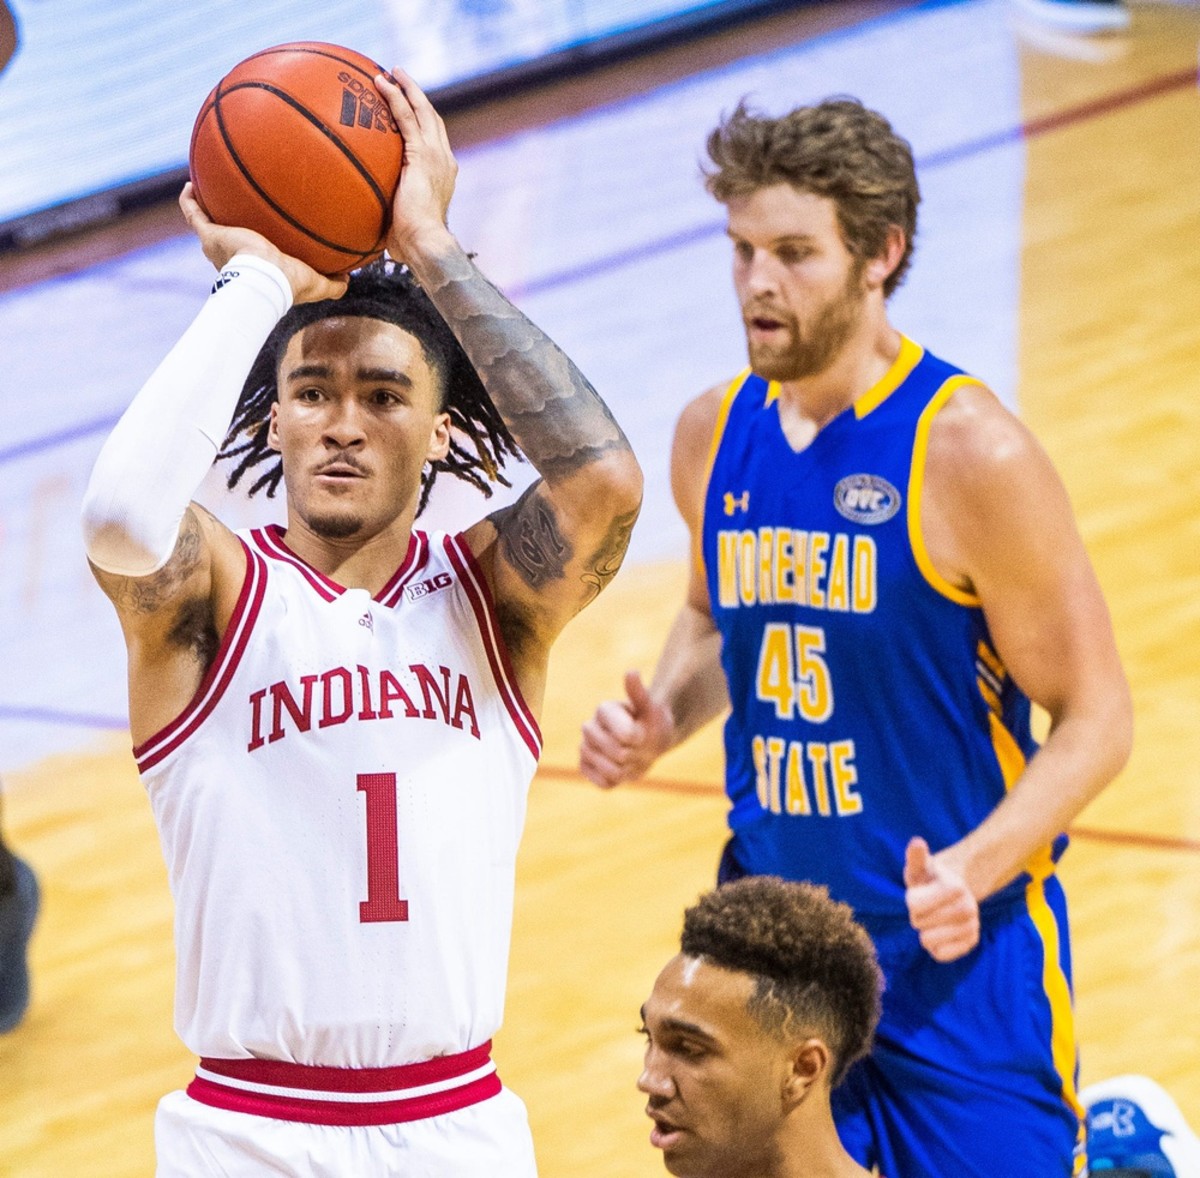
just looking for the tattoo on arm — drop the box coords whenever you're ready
[417,248,634,479]
[107,507,205,615]
[580,507,639,603]
[492,483,572,589]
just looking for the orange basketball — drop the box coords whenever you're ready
[188,42,403,276]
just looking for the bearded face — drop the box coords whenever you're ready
[726,184,871,383]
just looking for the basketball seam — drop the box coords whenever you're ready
[212,79,391,261]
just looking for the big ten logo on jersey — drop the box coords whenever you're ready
[246,662,480,751]
[751,622,862,818]
[406,571,452,602]
[716,527,877,613]
[338,73,397,133]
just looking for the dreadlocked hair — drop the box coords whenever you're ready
[219,257,523,515]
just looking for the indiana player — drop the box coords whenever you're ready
[580,98,1131,1176]
[82,69,641,1176]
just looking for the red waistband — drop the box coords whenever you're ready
[186,1041,500,1127]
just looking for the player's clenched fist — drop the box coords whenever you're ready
[903,836,981,963]
[579,670,675,789]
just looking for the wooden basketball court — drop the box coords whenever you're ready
[1,2,1198,1174]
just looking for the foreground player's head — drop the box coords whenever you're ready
[638,877,882,1178]
[704,97,919,298]
[219,258,521,519]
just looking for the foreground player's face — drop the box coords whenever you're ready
[638,955,795,1178]
[726,184,867,383]
[270,317,450,541]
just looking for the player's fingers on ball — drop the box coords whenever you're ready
[376,71,420,134]
[179,183,205,224]
[321,276,350,301]
[389,67,438,127]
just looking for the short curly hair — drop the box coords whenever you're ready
[218,258,523,515]
[704,97,919,298]
[680,876,883,1086]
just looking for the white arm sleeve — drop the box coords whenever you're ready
[81,254,293,576]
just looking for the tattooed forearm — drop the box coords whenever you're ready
[492,483,573,589]
[580,507,640,603]
[412,244,633,478]
[104,507,205,615]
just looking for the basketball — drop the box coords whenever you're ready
[188,42,404,276]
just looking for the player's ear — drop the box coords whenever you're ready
[863,224,906,292]
[267,401,283,452]
[783,1037,831,1108]
[426,411,451,463]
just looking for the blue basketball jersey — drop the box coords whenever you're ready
[702,337,1063,917]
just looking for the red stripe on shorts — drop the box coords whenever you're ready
[187,1041,501,1127]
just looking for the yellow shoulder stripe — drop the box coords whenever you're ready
[908,374,986,606]
[697,371,751,582]
[855,335,924,419]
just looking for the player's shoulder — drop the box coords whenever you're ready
[674,375,743,454]
[927,380,1054,496]
[670,375,745,526]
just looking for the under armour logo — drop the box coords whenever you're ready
[358,611,374,632]
[1090,1101,1138,1138]
[724,490,750,516]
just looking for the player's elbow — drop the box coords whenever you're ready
[1099,672,1134,781]
[1073,667,1134,789]
[563,446,643,530]
[81,460,177,578]
[597,447,644,520]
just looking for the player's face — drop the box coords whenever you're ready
[269,317,450,541]
[726,184,867,382]
[638,955,793,1178]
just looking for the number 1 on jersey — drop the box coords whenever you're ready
[357,772,410,923]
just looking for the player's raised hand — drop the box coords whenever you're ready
[374,67,458,260]
[903,836,981,963]
[579,670,675,790]
[179,183,348,304]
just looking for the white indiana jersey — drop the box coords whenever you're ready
[134,524,541,1068]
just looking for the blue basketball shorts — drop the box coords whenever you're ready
[832,875,1086,1177]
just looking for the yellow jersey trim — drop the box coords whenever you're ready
[907,374,986,606]
[698,371,752,582]
[763,335,917,415]
[854,335,924,419]
[988,712,1084,1125]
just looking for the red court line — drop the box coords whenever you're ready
[537,763,722,798]
[1068,824,1200,855]
[536,765,1200,854]
[1024,66,1200,140]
